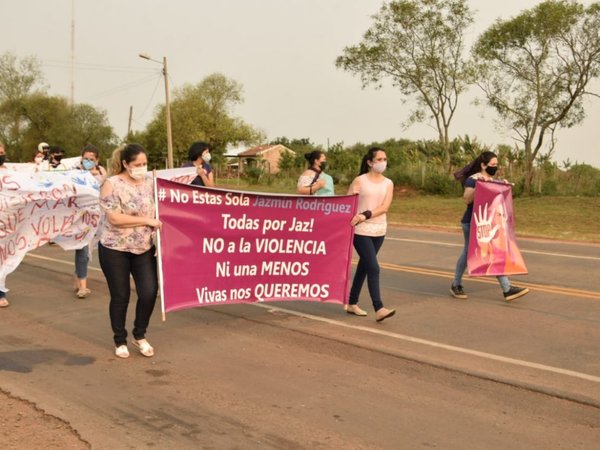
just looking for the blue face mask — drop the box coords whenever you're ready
[82,159,95,170]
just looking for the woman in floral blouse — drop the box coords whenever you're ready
[99,144,162,359]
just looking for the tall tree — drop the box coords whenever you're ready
[19,94,117,161]
[335,0,473,172]
[473,0,600,194]
[142,73,264,167]
[0,52,46,153]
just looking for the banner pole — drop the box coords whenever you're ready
[153,170,167,321]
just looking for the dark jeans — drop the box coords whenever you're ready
[348,234,385,311]
[98,243,158,346]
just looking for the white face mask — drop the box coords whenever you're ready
[371,161,387,173]
[202,153,211,163]
[35,156,44,164]
[129,166,147,180]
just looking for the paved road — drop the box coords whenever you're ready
[1,227,599,449]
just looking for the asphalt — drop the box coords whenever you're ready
[1,227,599,449]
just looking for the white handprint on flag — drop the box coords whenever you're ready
[473,203,499,246]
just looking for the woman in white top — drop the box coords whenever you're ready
[346,147,395,322]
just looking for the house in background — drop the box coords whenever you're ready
[233,144,295,175]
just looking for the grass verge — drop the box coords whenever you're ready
[218,181,599,243]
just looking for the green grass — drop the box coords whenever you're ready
[219,180,600,242]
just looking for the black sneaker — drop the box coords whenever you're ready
[450,284,468,299]
[503,286,529,302]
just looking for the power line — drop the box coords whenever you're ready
[81,73,161,101]
[42,59,157,74]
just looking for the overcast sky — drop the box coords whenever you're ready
[2,0,599,167]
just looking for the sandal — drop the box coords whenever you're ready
[132,339,154,357]
[0,298,10,308]
[77,288,91,299]
[115,345,130,358]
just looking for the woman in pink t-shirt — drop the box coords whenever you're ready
[346,147,396,322]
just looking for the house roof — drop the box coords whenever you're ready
[237,144,294,157]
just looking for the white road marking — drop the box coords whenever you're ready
[387,237,600,261]
[25,253,103,271]
[254,303,600,384]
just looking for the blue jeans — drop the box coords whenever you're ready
[98,243,158,347]
[453,222,510,292]
[349,234,386,311]
[74,246,89,279]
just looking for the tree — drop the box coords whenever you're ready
[0,52,45,152]
[473,0,600,194]
[142,73,264,167]
[7,93,117,161]
[335,0,473,172]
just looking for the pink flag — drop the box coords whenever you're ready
[468,180,528,277]
[156,178,357,314]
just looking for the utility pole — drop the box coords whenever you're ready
[139,53,174,169]
[162,57,174,169]
[127,106,133,138]
[70,0,75,105]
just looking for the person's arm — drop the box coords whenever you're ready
[369,181,394,218]
[100,179,161,229]
[463,176,479,204]
[297,170,325,195]
[196,165,215,187]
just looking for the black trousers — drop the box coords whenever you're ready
[98,243,158,346]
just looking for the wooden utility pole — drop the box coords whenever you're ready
[127,106,133,138]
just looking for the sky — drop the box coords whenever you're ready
[1,0,599,167]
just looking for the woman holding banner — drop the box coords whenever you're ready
[297,150,334,196]
[98,144,162,359]
[187,141,215,187]
[451,151,529,302]
[73,144,107,299]
[346,147,396,322]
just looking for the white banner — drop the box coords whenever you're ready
[0,169,102,291]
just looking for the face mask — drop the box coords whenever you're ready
[82,159,96,170]
[0,155,5,165]
[129,166,148,180]
[202,153,211,163]
[371,161,387,173]
[485,166,498,176]
[319,162,328,171]
[53,154,64,163]
[35,156,44,164]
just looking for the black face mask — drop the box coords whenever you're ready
[0,155,5,165]
[485,166,498,176]
[319,162,328,171]
[53,154,64,162]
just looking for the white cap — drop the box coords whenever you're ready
[38,142,49,152]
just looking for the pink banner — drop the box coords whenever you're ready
[468,180,528,277]
[156,178,357,313]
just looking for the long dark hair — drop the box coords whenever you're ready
[304,150,324,168]
[453,151,497,187]
[359,147,385,175]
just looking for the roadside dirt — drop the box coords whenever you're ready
[0,389,89,449]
